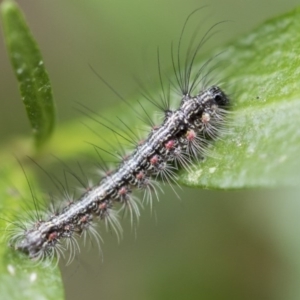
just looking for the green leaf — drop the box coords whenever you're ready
[0,0,56,149]
[177,7,300,188]
[47,7,300,189]
[0,161,64,300]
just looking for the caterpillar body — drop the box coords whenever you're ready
[6,10,231,264]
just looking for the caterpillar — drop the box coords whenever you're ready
[5,9,230,265]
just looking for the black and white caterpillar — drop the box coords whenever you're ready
[7,10,230,264]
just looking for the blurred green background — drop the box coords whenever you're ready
[1,1,300,300]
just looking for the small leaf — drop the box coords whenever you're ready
[0,0,56,149]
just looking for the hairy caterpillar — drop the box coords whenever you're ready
[5,9,230,265]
